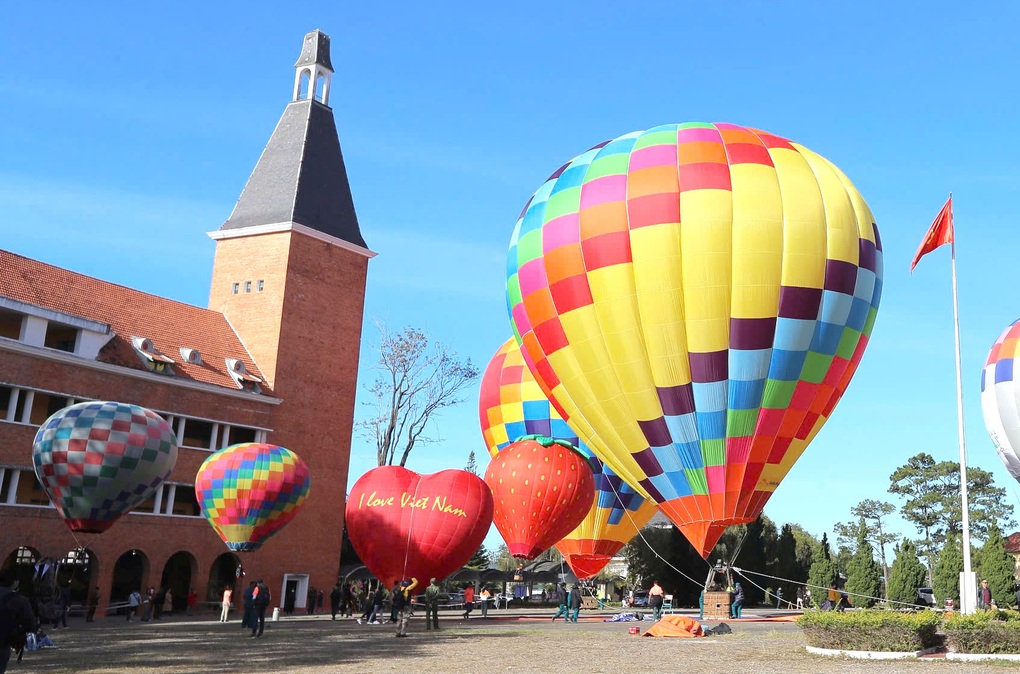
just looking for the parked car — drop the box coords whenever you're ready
[631,590,649,607]
[916,587,936,608]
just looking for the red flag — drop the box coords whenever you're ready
[910,196,954,272]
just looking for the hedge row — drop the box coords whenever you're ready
[797,610,942,652]
[944,610,1020,654]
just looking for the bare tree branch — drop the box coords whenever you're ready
[358,324,480,467]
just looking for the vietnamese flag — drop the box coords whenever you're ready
[910,196,954,272]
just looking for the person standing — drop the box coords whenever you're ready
[648,581,665,620]
[730,582,745,618]
[479,587,491,618]
[389,582,401,623]
[250,580,271,638]
[86,585,100,623]
[220,586,233,622]
[776,586,784,609]
[978,579,992,610]
[461,585,475,619]
[241,582,256,629]
[56,583,70,628]
[329,583,342,620]
[141,587,154,622]
[306,586,317,615]
[126,589,141,622]
[186,588,197,616]
[796,587,804,610]
[568,584,582,623]
[163,588,174,616]
[394,578,419,638]
[0,569,37,674]
[550,583,568,621]
[423,578,441,631]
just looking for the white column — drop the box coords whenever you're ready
[221,425,231,448]
[7,470,21,505]
[210,423,220,450]
[164,485,177,515]
[5,388,18,422]
[19,390,35,424]
[177,418,187,446]
[152,484,164,515]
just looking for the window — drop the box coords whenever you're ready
[43,323,77,352]
[232,283,239,295]
[257,280,264,292]
[14,470,51,506]
[0,308,22,340]
[244,281,251,293]
[0,468,13,503]
[29,392,71,425]
[0,386,11,419]
[230,426,257,444]
[170,485,201,517]
[14,547,37,565]
[180,418,215,449]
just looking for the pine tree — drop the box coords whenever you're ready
[807,534,836,603]
[976,524,1016,606]
[932,533,964,608]
[886,539,927,606]
[467,544,490,569]
[465,450,479,475]
[845,519,883,607]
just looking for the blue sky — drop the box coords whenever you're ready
[3,2,1019,556]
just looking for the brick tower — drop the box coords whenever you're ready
[208,29,373,596]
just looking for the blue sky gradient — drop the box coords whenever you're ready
[3,2,1019,554]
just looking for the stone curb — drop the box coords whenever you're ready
[945,652,1020,661]
[805,645,940,660]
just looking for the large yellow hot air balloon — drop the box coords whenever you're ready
[479,338,657,577]
[506,123,882,557]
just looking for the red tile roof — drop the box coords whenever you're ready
[0,249,270,394]
[1005,532,1020,554]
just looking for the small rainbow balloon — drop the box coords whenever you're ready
[195,443,311,551]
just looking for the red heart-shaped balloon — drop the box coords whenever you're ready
[484,437,595,560]
[345,467,493,585]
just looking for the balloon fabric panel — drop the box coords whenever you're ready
[194,443,311,551]
[506,123,883,557]
[479,338,657,576]
[981,319,1020,482]
[32,401,178,534]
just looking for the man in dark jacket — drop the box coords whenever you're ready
[1,569,37,674]
[550,583,568,621]
[250,580,271,638]
[241,582,256,629]
[329,583,342,620]
[568,585,582,622]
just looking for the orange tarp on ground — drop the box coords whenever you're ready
[642,615,706,638]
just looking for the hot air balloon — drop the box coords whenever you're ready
[194,443,310,551]
[484,435,596,559]
[981,319,1020,481]
[32,401,178,534]
[506,122,883,557]
[345,467,493,586]
[479,337,657,577]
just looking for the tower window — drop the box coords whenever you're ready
[257,280,264,292]
[244,281,251,293]
[232,283,239,295]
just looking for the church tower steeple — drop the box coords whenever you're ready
[293,29,333,106]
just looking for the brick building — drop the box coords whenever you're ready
[0,29,373,617]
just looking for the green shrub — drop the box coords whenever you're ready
[797,609,941,652]
[944,610,1020,654]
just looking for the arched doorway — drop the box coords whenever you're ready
[57,547,96,605]
[160,551,197,613]
[1,546,40,596]
[110,549,148,615]
[207,552,241,603]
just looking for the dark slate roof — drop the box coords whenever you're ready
[221,99,367,249]
[295,29,333,70]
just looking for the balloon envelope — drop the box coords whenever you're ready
[506,123,883,556]
[32,401,178,534]
[484,437,596,560]
[480,337,656,577]
[981,319,1020,481]
[345,466,493,586]
[195,443,311,551]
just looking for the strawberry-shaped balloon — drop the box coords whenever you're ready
[484,435,595,559]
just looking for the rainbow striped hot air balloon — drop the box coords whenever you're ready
[506,123,883,557]
[981,319,1020,482]
[479,338,657,577]
[195,443,311,551]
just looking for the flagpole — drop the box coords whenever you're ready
[948,192,975,613]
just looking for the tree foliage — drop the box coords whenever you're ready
[465,450,479,475]
[361,325,480,467]
[976,524,1016,606]
[808,534,837,601]
[845,519,883,607]
[834,499,896,594]
[933,533,964,607]
[467,544,490,570]
[887,539,927,606]
[888,453,1015,571]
